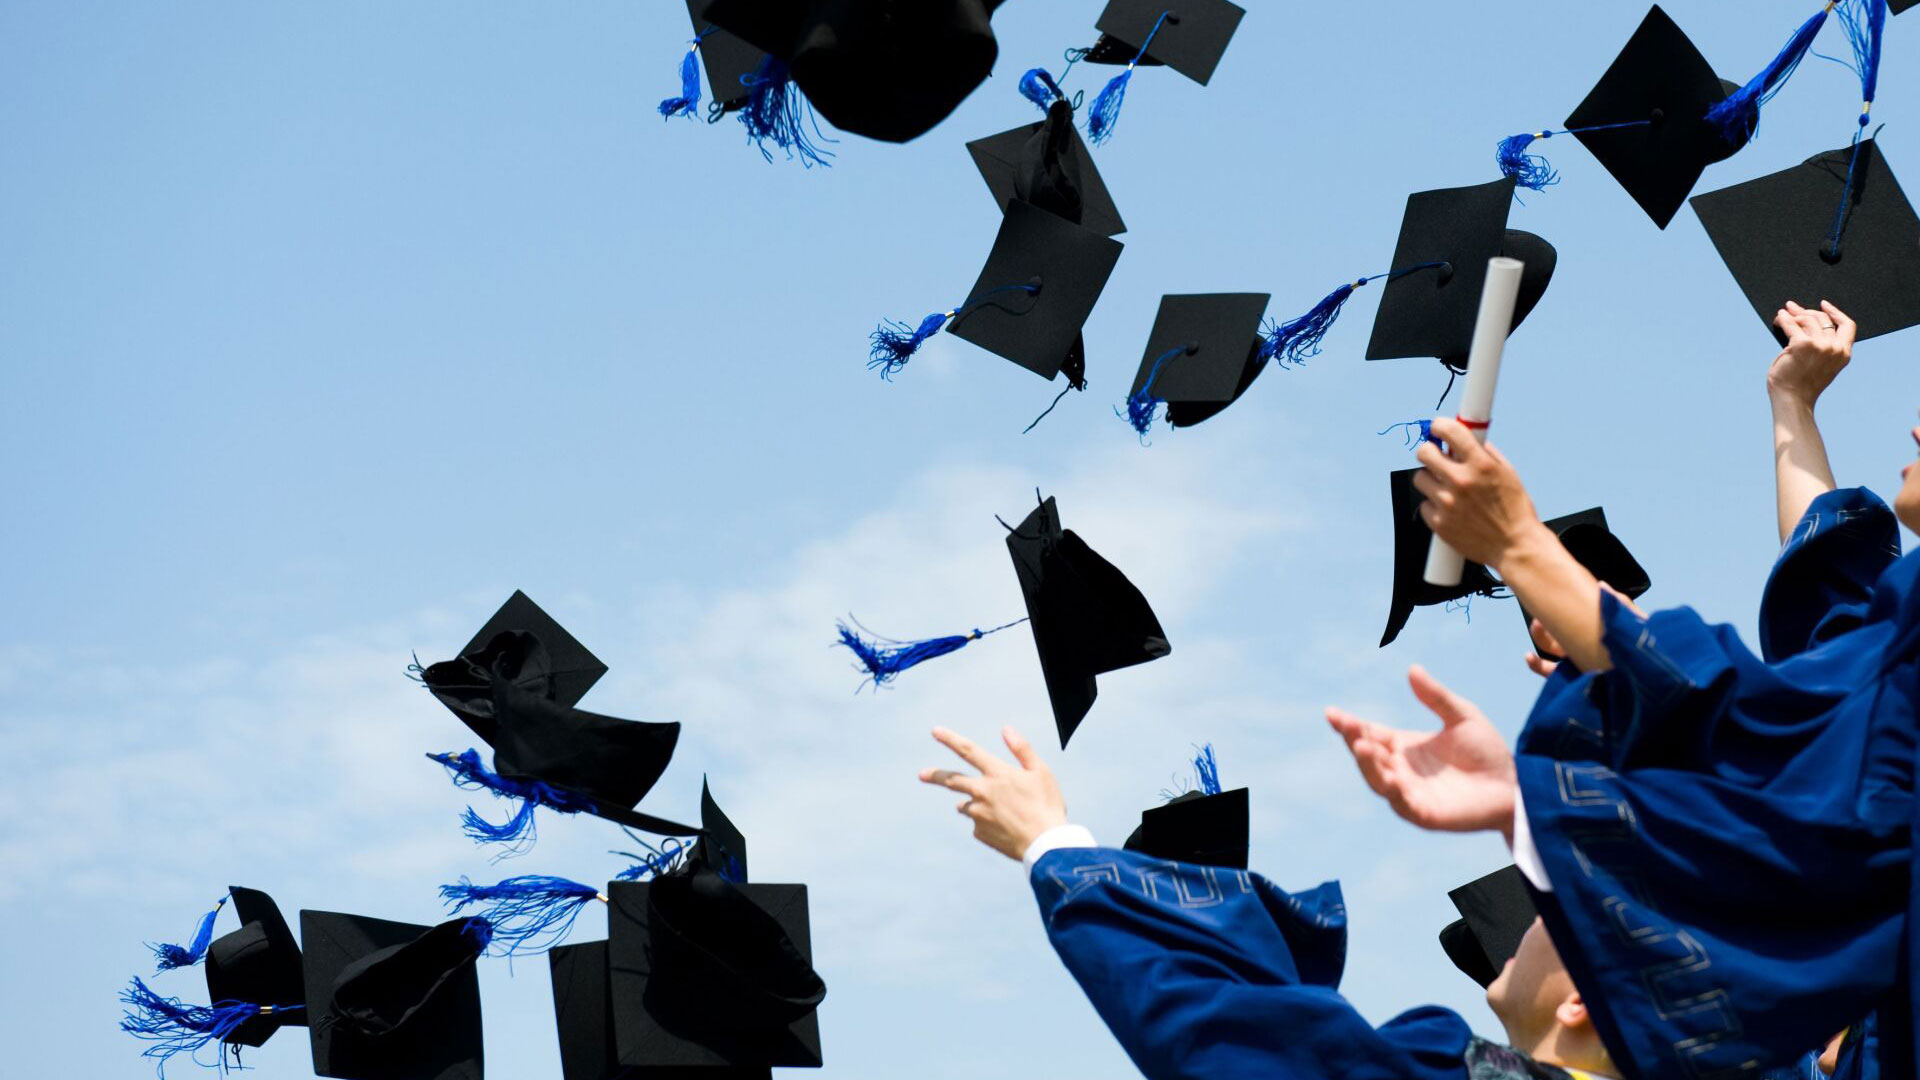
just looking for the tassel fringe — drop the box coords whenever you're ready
[428,749,595,853]
[658,36,705,119]
[149,896,229,973]
[1019,68,1063,111]
[1496,132,1559,191]
[1193,744,1222,797]
[1705,3,1834,144]
[835,618,1024,689]
[1261,283,1359,368]
[120,977,300,1074]
[440,875,602,957]
[868,312,950,378]
[738,57,833,167]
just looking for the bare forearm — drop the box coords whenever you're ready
[1771,391,1838,543]
[1494,525,1612,672]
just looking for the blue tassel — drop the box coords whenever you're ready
[1496,131,1560,191]
[459,916,495,954]
[149,896,229,973]
[440,875,602,956]
[835,618,1025,689]
[612,837,691,881]
[1084,9,1172,146]
[868,311,950,379]
[1118,345,1183,440]
[1261,283,1359,368]
[1019,68,1063,111]
[1379,418,1435,449]
[1086,69,1132,145]
[1837,0,1887,127]
[428,749,595,851]
[658,33,707,119]
[120,977,301,1074]
[738,56,833,168]
[1705,3,1834,144]
[1192,744,1222,796]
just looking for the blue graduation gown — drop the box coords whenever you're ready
[1513,489,1915,1079]
[1030,846,1481,1079]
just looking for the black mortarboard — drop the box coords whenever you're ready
[1087,0,1246,85]
[1367,178,1558,369]
[1527,508,1652,659]
[944,199,1126,381]
[1693,138,1920,344]
[1442,866,1537,989]
[206,887,308,1047]
[1381,468,1505,647]
[701,0,1005,143]
[1122,788,1250,869]
[1896,0,1918,14]
[422,592,693,838]
[302,911,486,1080]
[966,101,1127,238]
[549,942,637,1080]
[690,777,748,883]
[1005,494,1171,749]
[607,868,825,1070]
[1122,293,1270,433]
[420,590,608,744]
[682,0,768,114]
[1557,5,1745,229]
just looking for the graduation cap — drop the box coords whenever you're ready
[701,0,1005,144]
[1701,1,1864,148]
[1380,468,1507,648]
[302,911,489,1080]
[1364,178,1558,376]
[1007,493,1171,748]
[1897,0,1917,14]
[1528,508,1653,660]
[1439,866,1537,989]
[1693,137,1920,344]
[1496,6,1746,228]
[659,0,770,120]
[870,199,1123,391]
[121,888,308,1073]
[417,590,608,745]
[1122,746,1250,869]
[419,594,693,846]
[607,856,825,1070]
[1078,0,1246,143]
[966,101,1126,238]
[1120,293,1270,437]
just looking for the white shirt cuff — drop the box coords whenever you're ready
[1511,790,1553,893]
[1022,823,1096,870]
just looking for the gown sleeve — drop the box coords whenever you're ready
[1030,847,1472,1080]
[1759,488,1902,664]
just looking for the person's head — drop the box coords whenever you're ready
[1485,918,1612,1073]
[1896,413,1920,536]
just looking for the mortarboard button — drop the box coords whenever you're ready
[1005,494,1170,749]
[1444,866,1537,989]
[1692,137,1920,344]
[1365,178,1558,374]
[302,911,488,1080]
[1120,293,1270,437]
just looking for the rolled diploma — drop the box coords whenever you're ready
[1423,256,1525,587]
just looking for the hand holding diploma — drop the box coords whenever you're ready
[1423,256,1525,586]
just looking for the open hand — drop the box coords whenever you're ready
[1768,300,1854,407]
[1326,666,1516,837]
[919,726,1067,860]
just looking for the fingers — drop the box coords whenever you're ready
[1327,709,1398,799]
[1427,417,1484,463]
[1407,664,1478,728]
[1822,301,1857,349]
[956,798,982,817]
[919,768,985,797]
[1410,466,1451,507]
[1774,307,1802,341]
[1524,653,1559,679]
[1002,726,1044,771]
[931,726,1005,776]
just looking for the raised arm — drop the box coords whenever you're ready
[1768,301,1853,543]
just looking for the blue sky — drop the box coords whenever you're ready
[2,2,1914,1077]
